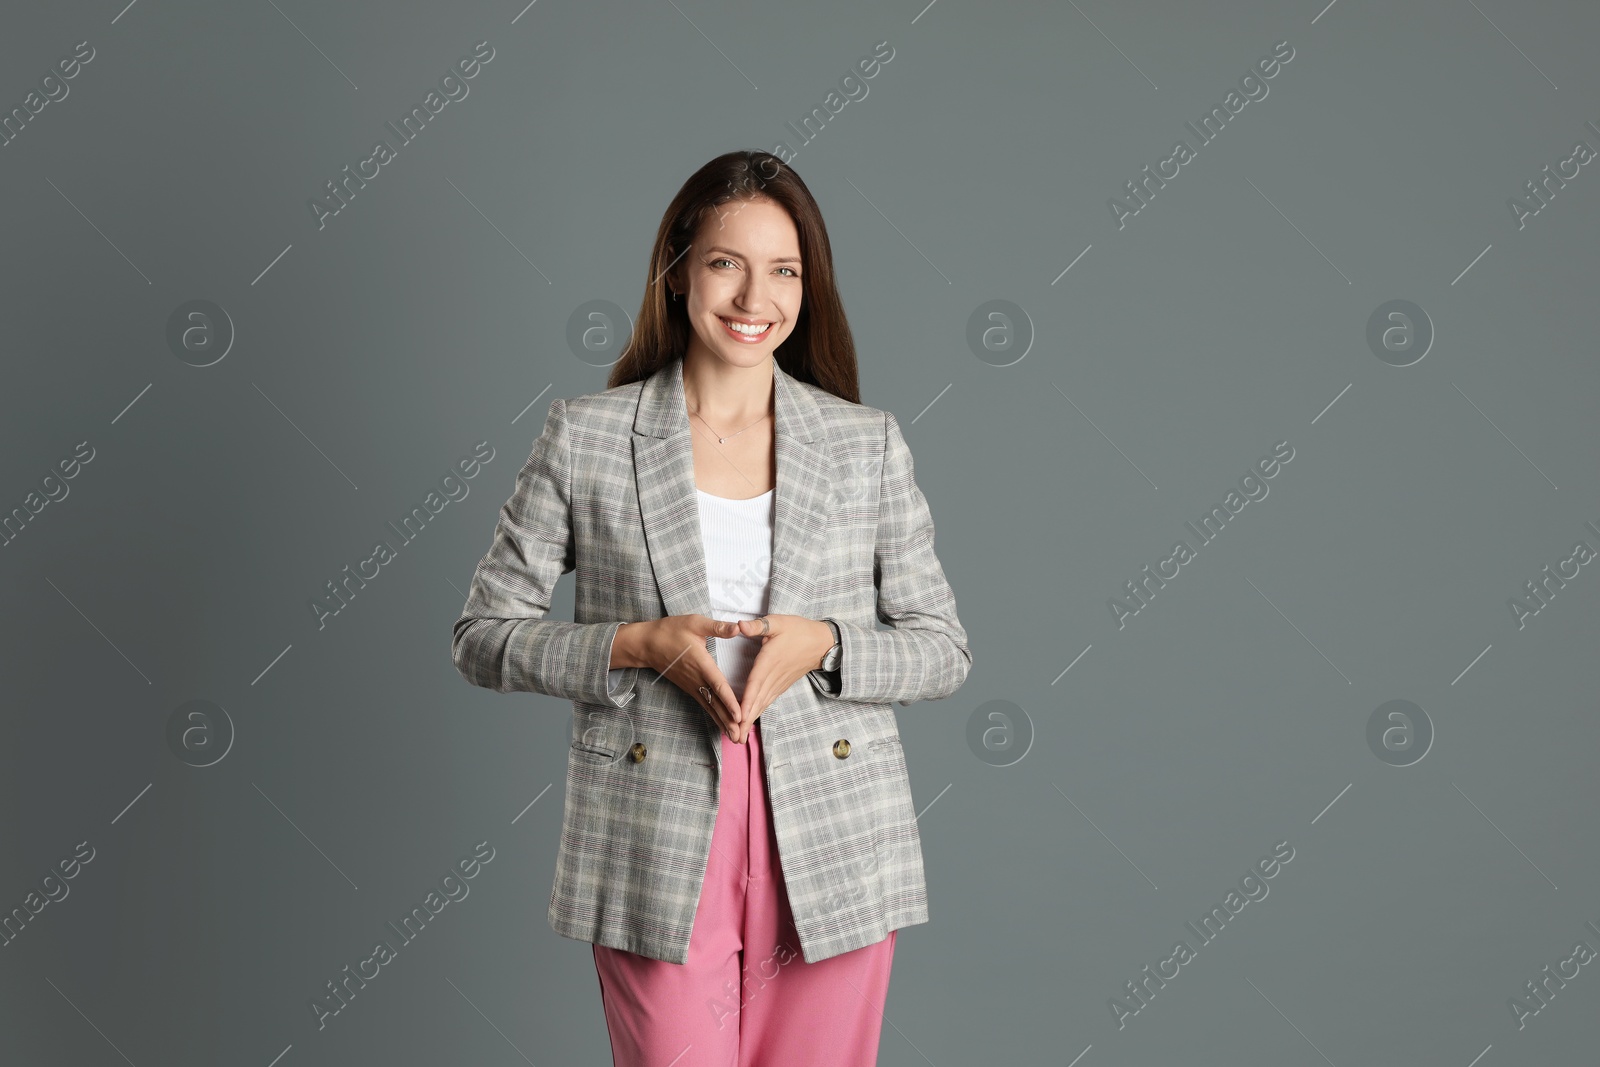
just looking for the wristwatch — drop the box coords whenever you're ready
[819,620,842,672]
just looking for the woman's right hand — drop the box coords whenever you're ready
[621,615,745,742]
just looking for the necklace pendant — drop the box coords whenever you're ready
[718,437,727,444]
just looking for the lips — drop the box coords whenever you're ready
[718,316,774,342]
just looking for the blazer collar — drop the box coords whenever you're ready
[631,356,832,625]
[632,353,825,443]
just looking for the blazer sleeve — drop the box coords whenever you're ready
[451,397,637,708]
[814,411,973,707]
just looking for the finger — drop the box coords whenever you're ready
[700,662,743,732]
[704,687,738,739]
[683,668,735,734]
[700,661,741,724]
[718,708,738,744]
[739,702,767,744]
[710,680,742,732]
[720,676,748,744]
[738,615,779,638]
[740,679,769,725]
[738,653,774,720]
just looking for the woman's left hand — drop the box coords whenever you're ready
[729,614,834,744]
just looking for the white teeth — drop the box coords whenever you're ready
[721,318,772,336]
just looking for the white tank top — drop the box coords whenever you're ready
[696,487,775,706]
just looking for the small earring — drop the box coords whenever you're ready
[670,291,680,302]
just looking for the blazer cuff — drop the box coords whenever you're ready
[601,622,639,708]
[814,616,971,707]
[805,666,842,697]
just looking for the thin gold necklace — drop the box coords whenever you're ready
[690,407,769,444]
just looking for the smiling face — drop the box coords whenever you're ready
[674,197,804,370]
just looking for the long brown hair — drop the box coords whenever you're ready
[606,150,860,404]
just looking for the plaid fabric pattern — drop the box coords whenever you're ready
[452,355,972,964]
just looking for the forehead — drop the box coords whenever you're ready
[696,198,801,261]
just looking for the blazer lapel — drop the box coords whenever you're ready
[632,355,831,626]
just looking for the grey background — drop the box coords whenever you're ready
[3,0,1597,1064]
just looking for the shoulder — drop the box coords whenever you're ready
[793,379,896,450]
[555,378,646,438]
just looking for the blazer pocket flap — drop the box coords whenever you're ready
[569,738,619,761]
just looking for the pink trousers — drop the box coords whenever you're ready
[592,720,897,1066]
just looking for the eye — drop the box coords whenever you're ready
[776,267,799,277]
[710,258,736,269]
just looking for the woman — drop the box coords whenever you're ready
[451,150,972,1066]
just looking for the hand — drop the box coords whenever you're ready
[729,614,834,744]
[626,615,746,742]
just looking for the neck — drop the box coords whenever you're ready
[681,352,774,428]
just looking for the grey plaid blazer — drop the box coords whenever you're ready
[451,355,972,964]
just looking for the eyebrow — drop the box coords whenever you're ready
[705,245,802,266]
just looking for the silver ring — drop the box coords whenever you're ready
[758,616,771,636]
[698,686,713,702]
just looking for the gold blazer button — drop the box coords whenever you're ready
[832,739,852,759]
[628,742,647,763]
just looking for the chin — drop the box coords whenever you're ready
[711,336,783,362]
[718,352,770,372]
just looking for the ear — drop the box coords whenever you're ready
[662,254,685,300]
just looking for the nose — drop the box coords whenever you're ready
[734,272,773,316]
